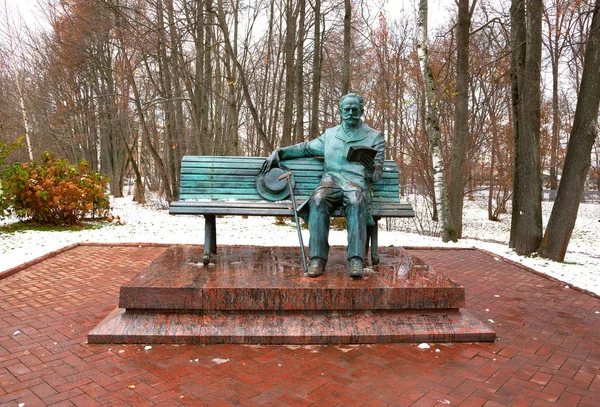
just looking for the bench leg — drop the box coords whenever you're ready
[370,219,380,266]
[203,215,216,265]
[365,226,371,260]
[211,216,217,254]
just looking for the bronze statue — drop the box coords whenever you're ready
[261,93,385,278]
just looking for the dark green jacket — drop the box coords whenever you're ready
[279,121,385,193]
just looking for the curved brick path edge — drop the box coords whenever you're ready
[1,244,599,406]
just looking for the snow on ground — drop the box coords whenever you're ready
[1,194,599,296]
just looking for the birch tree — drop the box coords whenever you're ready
[2,4,34,161]
[417,0,457,242]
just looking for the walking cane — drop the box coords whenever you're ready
[278,171,308,273]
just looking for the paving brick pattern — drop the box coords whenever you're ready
[0,245,599,406]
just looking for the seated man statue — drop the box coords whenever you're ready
[261,93,385,278]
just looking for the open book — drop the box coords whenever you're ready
[346,146,377,163]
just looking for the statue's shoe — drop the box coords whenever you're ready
[307,258,326,277]
[349,257,364,278]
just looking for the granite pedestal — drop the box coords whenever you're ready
[88,246,495,344]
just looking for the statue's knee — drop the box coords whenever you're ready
[347,192,366,207]
[311,191,327,209]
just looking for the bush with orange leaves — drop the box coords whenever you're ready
[0,151,111,225]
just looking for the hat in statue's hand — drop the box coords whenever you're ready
[256,167,294,201]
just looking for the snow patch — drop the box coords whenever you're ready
[1,195,598,296]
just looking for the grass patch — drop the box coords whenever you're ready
[0,219,111,234]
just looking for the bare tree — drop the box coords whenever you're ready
[449,0,476,238]
[539,0,600,261]
[543,0,578,190]
[295,0,306,143]
[417,0,457,242]
[2,2,34,160]
[281,0,298,146]
[342,0,351,94]
[309,0,323,140]
[510,0,543,255]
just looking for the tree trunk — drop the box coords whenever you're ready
[281,0,298,146]
[114,11,174,203]
[309,0,322,140]
[227,0,240,155]
[449,0,472,238]
[5,20,34,161]
[166,0,184,198]
[214,0,272,151]
[189,0,206,155]
[342,0,351,95]
[417,0,457,242]
[259,0,276,153]
[509,0,525,247]
[156,0,178,200]
[295,0,306,144]
[510,0,543,255]
[14,73,34,161]
[549,50,560,190]
[124,138,145,204]
[487,95,499,221]
[539,0,600,261]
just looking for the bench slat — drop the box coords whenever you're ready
[169,201,415,218]
[180,169,399,178]
[179,193,401,202]
[179,173,398,183]
[170,208,415,217]
[179,180,402,192]
[171,200,414,210]
[182,162,325,171]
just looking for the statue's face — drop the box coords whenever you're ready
[340,98,363,128]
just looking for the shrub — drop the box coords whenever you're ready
[0,151,111,225]
[0,137,23,170]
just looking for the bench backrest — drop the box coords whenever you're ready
[179,156,401,206]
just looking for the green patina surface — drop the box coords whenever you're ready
[170,154,414,266]
[178,156,404,204]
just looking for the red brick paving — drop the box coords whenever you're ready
[0,245,599,406]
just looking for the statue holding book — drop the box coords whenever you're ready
[260,93,385,278]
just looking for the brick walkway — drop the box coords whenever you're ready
[0,245,598,406]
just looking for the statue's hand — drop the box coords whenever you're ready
[371,164,383,183]
[359,155,375,171]
[360,154,383,182]
[260,149,281,174]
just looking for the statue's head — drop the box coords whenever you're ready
[339,93,364,128]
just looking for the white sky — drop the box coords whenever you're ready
[3,0,46,29]
[6,0,455,33]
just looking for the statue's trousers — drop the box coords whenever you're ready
[308,185,368,261]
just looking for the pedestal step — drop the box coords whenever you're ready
[89,308,495,344]
[119,246,465,311]
[88,246,495,344]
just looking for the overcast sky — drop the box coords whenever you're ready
[6,0,454,33]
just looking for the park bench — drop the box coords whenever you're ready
[169,156,415,266]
